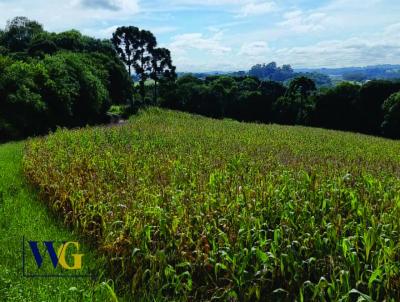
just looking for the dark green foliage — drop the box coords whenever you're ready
[293,72,332,88]
[150,47,176,103]
[2,17,44,52]
[0,17,134,141]
[286,76,317,98]
[111,26,141,78]
[28,39,58,57]
[274,76,317,124]
[257,81,287,122]
[53,30,85,51]
[173,75,211,114]
[357,80,400,134]
[312,82,360,131]
[45,52,110,126]
[161,75,285,123]
[0,52,115,139]
[91,52,133,106]
[40,53,80,127]
[111,26,176,103]
[0,59,48,139]
[202,77,235,118]
[381,92,400,138]
[161,74,400,139]
[158,78,179,109]
[229,77,274,122]
[272,96,302,125]
[249,62,294,81]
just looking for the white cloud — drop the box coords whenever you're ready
[169,31,231,56]
[79,0,119,10]
[384,22,400,38]
[238,1,277,17]
[198,19,400,71]
[77,0,139,12]
[167,31,234,71]
[274,32,400,68]
[165,0,261,6]
[0,0,140,32]
[239,41,269,56]
[146,0,278,17]
[278,10,327,33]
[82,25,119,38]
[151,26,178,35]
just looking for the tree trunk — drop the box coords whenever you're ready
[153,80,157,104]
[140,81,145,102]
[140,51,145,102]
[130,94,135,111]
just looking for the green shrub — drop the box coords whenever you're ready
[381,91,400,138]
[0,60,48,138]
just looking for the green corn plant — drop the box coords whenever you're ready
[22,108,400,301]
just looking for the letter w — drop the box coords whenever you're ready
[28,241,59,268]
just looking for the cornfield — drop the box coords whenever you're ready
[24,108,400,301]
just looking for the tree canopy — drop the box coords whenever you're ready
[381,92,400,138]
[111,26,176,103]
[0,16,133,141]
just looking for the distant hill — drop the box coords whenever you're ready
[177,64,400,83]
[295,65,400,81]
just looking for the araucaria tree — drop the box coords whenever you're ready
[111,26,140,78]
[150,47,176,103]
[133,29,157,102]
[112,26,175,103]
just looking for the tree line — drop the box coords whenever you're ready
[156,75,400,138]
[1,16,400,141]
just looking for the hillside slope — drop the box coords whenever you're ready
[24,108,400,301]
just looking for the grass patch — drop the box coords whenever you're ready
[0,142,117,301]
[24,108,400,301]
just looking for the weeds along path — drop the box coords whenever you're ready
[0,142,116,301]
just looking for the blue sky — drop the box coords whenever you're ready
[1,0,400,71]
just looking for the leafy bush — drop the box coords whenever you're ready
[0,52,116,139]
[381,92,400,138]
[357,80,400,134]
[0,60,49,138]
[312,82,360,131]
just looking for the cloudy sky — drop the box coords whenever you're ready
[1,0,400,71]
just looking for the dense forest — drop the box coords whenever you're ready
[1,16,400,141]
